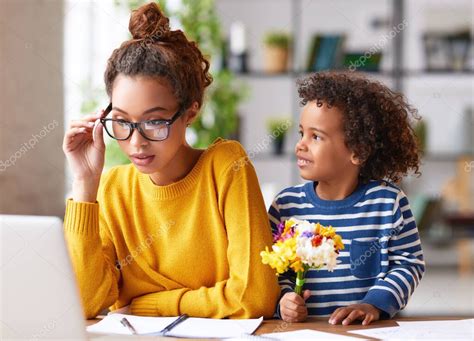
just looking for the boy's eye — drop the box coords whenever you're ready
[298,131,303,138]
[313,134,321,141]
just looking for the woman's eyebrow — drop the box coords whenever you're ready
[112,106,168,116]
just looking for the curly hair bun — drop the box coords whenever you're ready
[129,2,170,40]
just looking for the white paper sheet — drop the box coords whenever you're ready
[86,314,177,335]
[86,313,263,338]
[348,318,474,340]
[260,329,361,340]
[169,316,263,338]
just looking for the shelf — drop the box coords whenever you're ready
[422,153,474,162]
[249,152,473,163]
[231,69,474,79]
[232,69,396,78]
[403,70,474,77]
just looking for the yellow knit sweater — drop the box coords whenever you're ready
[64,138,280,319]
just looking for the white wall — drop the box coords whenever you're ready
[0,0,65,216]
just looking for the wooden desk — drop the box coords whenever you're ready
[86,316,470,340]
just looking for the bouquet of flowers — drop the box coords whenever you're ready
[261,219,344,295]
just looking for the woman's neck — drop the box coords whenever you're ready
[149,145,203,186]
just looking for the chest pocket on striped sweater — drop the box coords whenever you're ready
[350,238,382,279]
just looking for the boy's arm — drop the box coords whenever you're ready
[361,191,425,318]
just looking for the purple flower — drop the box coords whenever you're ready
[273,222,285,242]
[301,231,314,238]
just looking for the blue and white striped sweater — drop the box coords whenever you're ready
[269,180,425,318]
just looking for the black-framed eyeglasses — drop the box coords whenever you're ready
[100,103,184,142]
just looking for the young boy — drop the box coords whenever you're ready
[269,71,425,325]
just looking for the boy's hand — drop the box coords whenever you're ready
[329,303,381,326]
[279,290,311,322]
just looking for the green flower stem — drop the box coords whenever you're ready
[295,270,305,295]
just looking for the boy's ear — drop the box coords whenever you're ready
[350,151,363,166]
[184,101,200,126]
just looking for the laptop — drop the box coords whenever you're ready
[1,215,87,339]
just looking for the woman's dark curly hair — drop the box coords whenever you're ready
[297,71,421,184]
[104,2,212,110]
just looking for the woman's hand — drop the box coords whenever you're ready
[63,110,106,202]
[329,303,381,325]
[279,290,311,322]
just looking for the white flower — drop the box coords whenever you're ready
[295,220,315,235]
[296,236,339,272]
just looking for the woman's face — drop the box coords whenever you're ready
[109,74,190,175]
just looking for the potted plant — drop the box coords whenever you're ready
[267,117,292,155]
[263,31,292,73]
[413,119,427,156]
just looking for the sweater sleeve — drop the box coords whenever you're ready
[361,191,425,318]
[63,183,121,319]
[129,157,280,318]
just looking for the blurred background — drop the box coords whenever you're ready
[1,0,473,317]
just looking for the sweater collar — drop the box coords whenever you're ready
[304,180,370,210]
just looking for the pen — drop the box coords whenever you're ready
[120,317,138,335]
[159,314,189,335]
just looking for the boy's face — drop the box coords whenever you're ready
[296,101,360,182]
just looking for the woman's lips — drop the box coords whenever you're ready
[130,154,155,166]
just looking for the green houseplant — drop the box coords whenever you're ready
[266,117,292,155]
[263,31,292,73]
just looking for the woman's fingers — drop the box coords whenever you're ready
[63,127,89,151]
[70,120,96,129]
[92,119,105,149]
[69,112,103,127]
[65,127,89,138]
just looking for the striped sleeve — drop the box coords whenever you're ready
[269,198,299,319]
[361,190,425,318]
[269,199,295,294]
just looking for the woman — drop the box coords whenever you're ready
[63,2,280,319]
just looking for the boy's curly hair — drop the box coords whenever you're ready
[297,71,421,184]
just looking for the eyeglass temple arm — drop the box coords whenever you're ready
[101,103,112,119]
